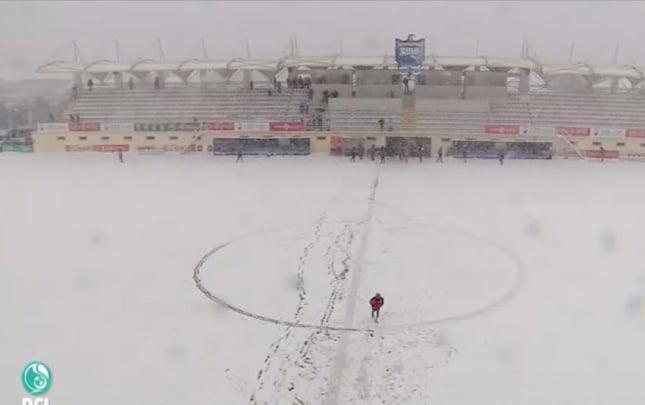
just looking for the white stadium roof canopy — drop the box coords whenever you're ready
[36,55,645,83]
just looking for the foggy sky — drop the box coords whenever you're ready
[1,1,644,80]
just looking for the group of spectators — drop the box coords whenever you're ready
[322,89,339,104]
[68,113,81,122]
[343,143,433,164]
[72,76,155,96]
[287,76,311,89]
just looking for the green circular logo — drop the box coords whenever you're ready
[21,361,53,396]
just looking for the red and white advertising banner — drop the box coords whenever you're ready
[66,144,129,152]
[201,122,235,131]
[330,135,343,150]
[584,149,619,159]
[101,122,135,133]
[594,128,625,138]
[69,122,101,132]
[269,122,305,131]
[235,121,269,132]
[37,123,69,132]
[557,126,590,137]
[484,124,520,135]
[626,128,645,138]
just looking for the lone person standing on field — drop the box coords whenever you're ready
[370,293,384,322]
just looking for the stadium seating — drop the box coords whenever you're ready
[65,83,645,132]
[66,85,309,123]
[489,94,531,125]
[415,111,489,134]
[327,110,402,132]
[527,93,645,127]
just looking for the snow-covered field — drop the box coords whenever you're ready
[1,153,645,404]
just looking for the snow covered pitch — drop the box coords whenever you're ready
[2,153,645,404]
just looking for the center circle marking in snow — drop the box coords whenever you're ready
[192,221,523,333]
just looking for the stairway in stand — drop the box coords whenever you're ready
[401,92,417,131]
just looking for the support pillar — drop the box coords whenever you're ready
[199,70,207,89]
[114,72,123,89]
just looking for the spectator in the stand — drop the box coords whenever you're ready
[286,78,292,89]
[403,77,410,94]
[358,143,364,160]
[378,118,385,131]
[154,76,161,90]
[299,102,306,114]
[322,89,330,104]
[304,77,311,89]
[128,77,134,91]
[418,144,424,162]
[350,147,357,162]
[304,103,309,114]
[249,80,254,90]
[437,146,443,163]
[87,79,93,91]
[69,114,75,123]
[276,80,282,93]
[297,76,304,88]
[49,113,55,122]
[599,146,605,162]
[72,85,78,99]
[307,88,314,100]
[268,88,273,97]
[369,145,376,161]
[331,90,339,98]
[75,114,80,122]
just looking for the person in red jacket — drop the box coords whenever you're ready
[369,293,384,322]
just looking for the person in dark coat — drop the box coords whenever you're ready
[369,293,384,322]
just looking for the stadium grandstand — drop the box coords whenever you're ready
[28,46,645,159]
